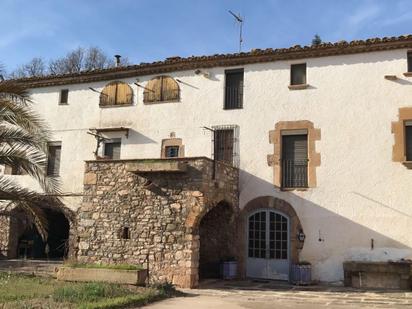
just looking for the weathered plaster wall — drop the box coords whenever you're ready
[3,48,412,282]
[77,158,238,288]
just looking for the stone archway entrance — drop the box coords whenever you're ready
[239,196,304,281]
[9,207,71,259]
[198,201,236,279]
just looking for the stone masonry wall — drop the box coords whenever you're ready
[78,157,238,288]
[0,215,10,258]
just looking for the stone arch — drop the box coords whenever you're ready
[180,199,237,288]
[238,196,304,278]
[6,203,75,259]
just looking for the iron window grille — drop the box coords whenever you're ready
[281,133,308,188]
[211,125,239,167]
[165,146,180,158]
[224,69,244,109]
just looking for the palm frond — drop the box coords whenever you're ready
[0,176,63,240]
[0,145,60,194]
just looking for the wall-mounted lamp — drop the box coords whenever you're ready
[194,69,210,78]
[297,229,306,242]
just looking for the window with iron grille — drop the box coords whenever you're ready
[47,142,62,177]
[281,131,308,188]
[212,125,239,167]
[408,52,412,73]
[290,63,307,85]
[165,146,179,158]
[104,140,121,160]
[405,121,412,161]
[59,89,69,105]
[224,69,243,109]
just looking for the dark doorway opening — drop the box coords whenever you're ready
[15,208,70,260]
[199,201,236,279]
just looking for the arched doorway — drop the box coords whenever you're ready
[198,201,236,279]
[246,209,290,280]
[240,196,304,281]
[11,207,70,260]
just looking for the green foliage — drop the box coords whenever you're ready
[53,282,129,303]
[0,272,171,309]
[150,281,177,297]
[312,34,322,46]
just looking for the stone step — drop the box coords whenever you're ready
[0,259,62,277]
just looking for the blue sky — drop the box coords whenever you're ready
[1,0,412,72]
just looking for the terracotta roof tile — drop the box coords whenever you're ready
[12,34,412,88]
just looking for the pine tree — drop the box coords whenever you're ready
[312,34,322,46]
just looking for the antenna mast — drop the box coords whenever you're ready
[228,10,243,52]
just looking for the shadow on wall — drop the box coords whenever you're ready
[237,169,412,282]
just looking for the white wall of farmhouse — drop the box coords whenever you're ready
[7,48,412,282]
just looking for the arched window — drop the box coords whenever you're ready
[143,76,180,103]
[100,81,133,106]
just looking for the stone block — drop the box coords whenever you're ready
[84,172,97,185]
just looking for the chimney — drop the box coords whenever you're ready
[114,55,121,67]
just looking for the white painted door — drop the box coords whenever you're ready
[246,210,290,280]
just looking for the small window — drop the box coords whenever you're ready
[405,121,412,161]
[212,125,239,166]
[165,146,179,158]
[59,89,69,105]
[143,76,180,103]
[224,69,244,109]
[104,140,121,160]
[119,227,130,240]
[47,142,62,177]
[100,81,133,106]
[281,132,308,188]
[4,164,24,175]
[408,52,412,73]
[291,63,307,85]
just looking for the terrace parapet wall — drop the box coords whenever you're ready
[77,157,239,288]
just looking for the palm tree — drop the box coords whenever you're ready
[0,80,60,240]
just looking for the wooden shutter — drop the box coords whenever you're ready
[100,82,132,106]
[144,76,179,103]
[47,144,62,176]
[116,82,133,104]
[100,82,117,105]
[408,52,412,73]
[162,76,179,101]
[405,125,412,161]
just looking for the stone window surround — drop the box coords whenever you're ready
[161,137,185,158]
[392,107,412,168]
[268,120,321,189]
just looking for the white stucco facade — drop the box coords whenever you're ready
[6,47,412,283]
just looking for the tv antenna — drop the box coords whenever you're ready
[228,10,244,52]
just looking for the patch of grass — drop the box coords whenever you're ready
[53,282,130,303]
[65,263,143,271]
[0,272,170,309]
